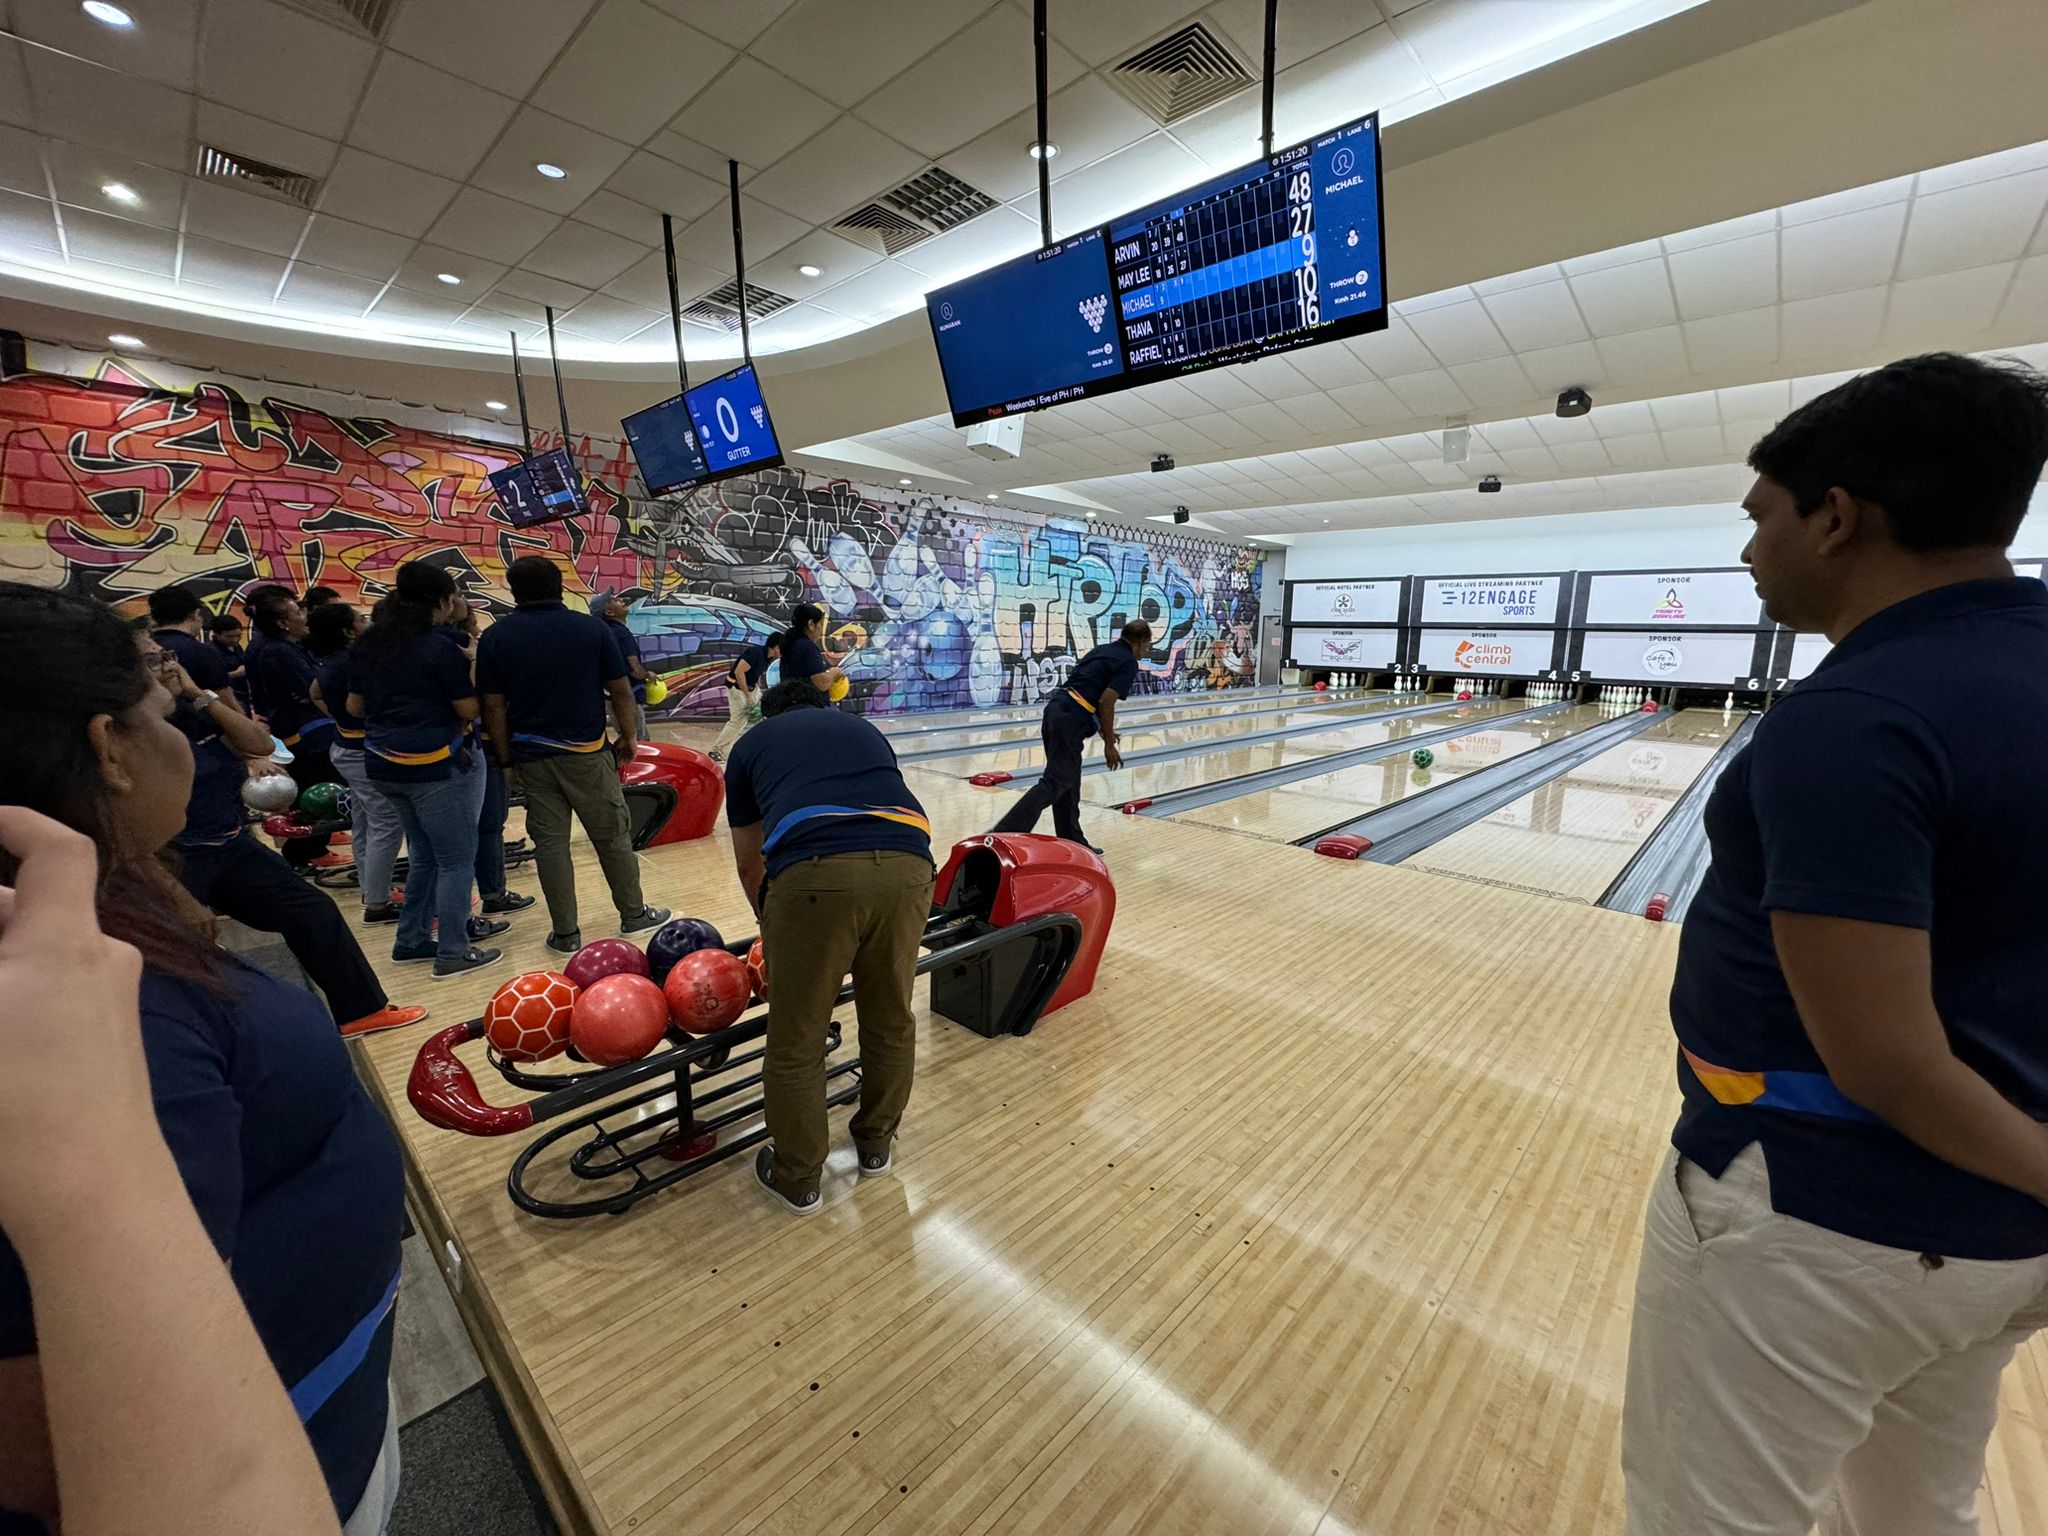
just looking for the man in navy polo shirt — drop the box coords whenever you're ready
[597,589,651,736]
[477,557,668,950]
[991,620,1152,851]
[707,632,781,763]
[725,680,935,1214]
[147,583,236,702]
[1624,353,2048,1535]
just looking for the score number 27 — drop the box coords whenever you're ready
[1287,169,1319,326]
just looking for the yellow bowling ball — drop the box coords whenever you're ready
[829,675,850,702]
[644,675,669,706]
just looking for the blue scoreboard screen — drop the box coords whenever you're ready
[684,362,784,482]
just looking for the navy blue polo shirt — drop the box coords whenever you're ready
[725,706,933,880]
[1053,640,1141,736]
[153,626,232,693]
[312,651,364,743]
[246,630,330,746]
[211,637,252,708]
[475,601,626,762]
[346,631,475,781]
[726,643,773,689]
[0,956,404,1520]
[1671,577,2048,1259]
[604,616,646,702]
[171,697,251,848]
[783,633,830,687]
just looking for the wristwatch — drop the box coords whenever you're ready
[188,689,220,710]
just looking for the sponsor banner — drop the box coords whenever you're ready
[1420,574,1563,625]
[1583,569,1761,628]
[1561,785,1671,843]
[1288,625,1400,668]
[1578,629,1758,683]
[1290,579,1403,625]
[1787,631,1832,680]
[1417,628,1555,675]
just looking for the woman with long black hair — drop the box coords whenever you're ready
[344,563,501,980]
[782,602,847,696]
[0,581,406,1533]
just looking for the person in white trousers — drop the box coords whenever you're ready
[708,634,781,764]
[1625,352,2048,1535]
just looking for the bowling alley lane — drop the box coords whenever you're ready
[1168,702,1613,842]
[917,691,1436,776]
[874,682,1376,740]
[888,686,1391,756]
[1402,708,1744,901]
[1087,696,1533,807]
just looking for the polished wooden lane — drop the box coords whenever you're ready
[347,723,2048,1535]
[872,682,1360,736]
[1169,702,1606,843]
[885,688,1390,757]
[1403,708,1744,903]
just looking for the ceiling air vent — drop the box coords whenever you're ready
[835,203,935,257]
[681,278,796,332]
[1109,22,1255,126]
[275,0,399,40]
[195,145,321,208]
[834,167,998,255]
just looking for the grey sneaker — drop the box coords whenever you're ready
[753,1145,820,1215]
[431,946,504,980]
[620,905,670,935]
[856,1141,894,1179]
[545,929,582,955]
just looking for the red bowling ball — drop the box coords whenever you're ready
[562,937,649,991]
[570,973,671,1065]
[744,938,769,1002]
[662,948,753,1036]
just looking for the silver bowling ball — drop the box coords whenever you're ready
[240,774,300,813]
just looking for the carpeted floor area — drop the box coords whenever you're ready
[390,1383,557,1536]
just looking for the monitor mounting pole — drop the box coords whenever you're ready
[1034,0,1052,246]
[508,330,536,460]
[542,304,572,443]
[728,160,753,366]
[661,212,691,396]
[1260,0,1279,159]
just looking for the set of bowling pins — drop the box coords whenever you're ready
[1527,680,1568,701]
[1462,677,1502,696]
[1329,671,1363,687]
[1599,686,1652,713]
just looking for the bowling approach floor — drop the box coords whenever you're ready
[348,698,2048,1536]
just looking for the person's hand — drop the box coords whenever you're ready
[1103,735,1124,772]
[245,758,290,780]
[0,811,149,1227]
[611,737,637,766]
[148,648,203,703]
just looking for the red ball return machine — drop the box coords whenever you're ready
[405,833,1115,1218]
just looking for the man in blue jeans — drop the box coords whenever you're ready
[1624,353,2048,1535]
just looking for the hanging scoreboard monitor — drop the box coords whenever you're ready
[928,111,1386,425]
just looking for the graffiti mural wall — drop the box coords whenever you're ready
[0,341,1262,719]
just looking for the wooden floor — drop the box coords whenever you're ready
[349,707,2048,1535]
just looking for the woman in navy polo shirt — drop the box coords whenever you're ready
[308,601,408,926]
[0,581,404,1532]
[245,587,336,868]
[782,602,846,696]
[345,563,501,981]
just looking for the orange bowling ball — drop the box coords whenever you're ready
[745,937,768,1001]
[663,948,753,1036]
[570,973,671,1065]
[483,970,579,1062]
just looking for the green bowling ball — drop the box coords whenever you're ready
[1411,747,1435,770]
[298,781,344,821]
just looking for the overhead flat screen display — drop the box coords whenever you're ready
[685,363,784,482]
[488,447,586,528]
[928,111,1386,425]
[621,392,708,497]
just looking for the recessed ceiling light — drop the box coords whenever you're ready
[797,263,822,278]
[1028,142,1059,160]
[436,272,462,285]
[1322,519,1330,523]
[986,492,999,500]
[100,181,138,205]
[82,1,133,26]
[106,332,143,349]
[1085,510,1098,519]
[899,477,913,485]
[535,162,567,180]
[485,400,508,411]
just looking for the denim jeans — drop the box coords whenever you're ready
[379,765,480,959]
[472,754,508,898]
[329,744,404,910]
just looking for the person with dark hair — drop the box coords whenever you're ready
[458,604,532,930]
[345,562,501,980]
[724,679,935,1215]
[245,586,338,869]
[147,583,236,706]
[308,603,408,927]
[1624,353,2048,1535]
[477,555,665,952]
[596,589,650,736]
[990,619,1153,851]
[0,582,408,1532]
[303,585,342,611]
[781,602,845,695]
[208,608,252,711]
[707,633,783,763]
[239,581,295,618]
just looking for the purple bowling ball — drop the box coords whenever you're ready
[646,916,725,982]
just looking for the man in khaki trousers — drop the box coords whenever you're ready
[723,681,935,1213]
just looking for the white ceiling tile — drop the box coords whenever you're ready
[602,151,725,222]
[941,77,1155,207]
[1326,378,1404,425]
[751,0,988,110]
[1998,255,2048,335]
[1234,352,1317,402]
[1667,233,1777,320]
[890,206,1038,284]
[799,260,925,322]
[522,219,644,288]
[1779,286,1886,358]
[1178,368,1264,412]
[44,144,183,230]
[1647,390,1719,430]
[1584,398,1652,436]
[24,49,190,172]
[644,130,765,186]
[2033,215,2048,258]
[1266,20,1430,147]
[1662,210,1778,252]
[194,103,339,182]
[1683,307,1778,373]
[395,243,508,296]
[1518,339,1605,393]
[757,228,887,293]
[1781,174,1914,227]
[555,295,666,343]
[13,0,201,90]
[0,190,64,261]
[573,189,661,241]
[1568,257,1675,334]
[471,108,634,217]
[0,41,26,131]
[1477,280,1588,351]
[1047,132,1207,238]
[426,190,562,264]
[294,215,413,280]
[1779,202,1906,302]
[532,0,732,144]
[667,56,839,167]
[1883,263,2014,347]
[60,209,174,276]
[643,0,799,48]
[746,115,923,225]
[1382,368,1472,416]
[1658,424,1726,462]
[1396,284,1475,314]
[177,234,285,293]
[1594,323,1688,381]
[1446,354,1534,408]
[1599,431,1666,470]
[1208,0,1385,73]
[1716,379,1791,419]
[1346,315,1437,375]
[1547,441,1612,476]
[1401,300,1510,365]
[492,270,594,310]
[1274,392,1365,437]
[1471,263,1565,297]
[365,288,469,330]
[1498,446,1561,477]
[1561,238,1664,276]
[1529,408,1601,446]
[198,0,377,141]
[601,244,721,310]
[1472,416,1539,451]
[669,199,809,271]
[1790,370,1859,407]
[316,149,458,237]
[387,0,600,97]
[1278,341,1369,392]
[1092,392,1173,430]
[1896,171,2048,281]
[858,6,1085,160]
[1915,142,2048,196]
[348,54,518,182]
[184,178,310,256]
[1179,411,1262,450]
[276,261,384,316]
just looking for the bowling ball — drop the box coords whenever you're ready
[745,938,768,1001]
[241,774,299,813]
[483,971,579,1062]
[563,937,649,991]
[298,781,344,821]
[829,675,851,702]
[1456,689,1472,702]
[645,916,724,983]
[1312,680,1328,692]
[644,675,669,706]
[570,974,671,1065]
[746,703,763,723]
[662,948,752,1035]
[1411,747,1435,769]
[917,611,969,681]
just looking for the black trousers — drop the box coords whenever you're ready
[178,832,386,1024]
[282,739,336,867]
[992,702,1091,844]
